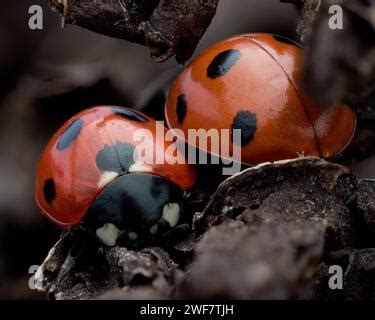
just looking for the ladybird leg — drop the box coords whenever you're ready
[56,228,108,283]
[54,247,77,285]
[37,229,83,288]
[34,232,75,291]
[162,223,191,247]
[53,228,90,283]
[297,151,306,158]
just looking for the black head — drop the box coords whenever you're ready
[84,173,183,247]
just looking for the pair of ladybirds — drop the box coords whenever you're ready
[36,34,356,246]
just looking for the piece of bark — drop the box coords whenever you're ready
[177,220,326,299]
[340,91,375,164]
[35,231,178,299]
[35,158,375,300]
[180,157,374,299]
[281,0,375,107]
[49,0,219,63]
[357,180,375,237]
[199,157,359,250]
[313,248,375,299]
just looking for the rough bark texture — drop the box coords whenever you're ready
[49,0,219,63]
[35,158,375,300]
[281,0,375,107]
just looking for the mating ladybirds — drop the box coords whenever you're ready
[35,106,195,246]
[165,33,357,165]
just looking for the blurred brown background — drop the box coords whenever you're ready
[3,0,370,299]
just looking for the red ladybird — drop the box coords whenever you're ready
[165,33,357,165]
[35,106,195,246]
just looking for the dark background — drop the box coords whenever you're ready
[0,0,372,299]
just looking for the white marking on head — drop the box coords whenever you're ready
[150,224,158,235]
[97,171,119,188]
[128,163,153,173]
[162,203,181,227]
[96,223,120,246]
[128,232,138,241]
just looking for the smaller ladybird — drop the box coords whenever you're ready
[35,106,195,247]
[165,33,357,165]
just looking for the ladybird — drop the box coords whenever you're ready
[35,106,195,246]
[165,33,357,165]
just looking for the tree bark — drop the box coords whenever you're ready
[49,0,219,63]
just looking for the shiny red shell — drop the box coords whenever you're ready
[35,106,195,227]
[165,33,357,165]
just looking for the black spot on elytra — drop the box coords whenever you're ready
[176,94,187,124]
[232,111,257,146]
[273,35,301,47]
[207,49,241,79]
[96,141,137,174]
[57,119,83,151]
[43,179,56,204]
[112,108,148,123]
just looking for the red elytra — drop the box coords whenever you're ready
[165,33,357,165]
[35,106,195,228]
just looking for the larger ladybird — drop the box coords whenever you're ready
[35,106,195,246]
[165,33,357,164]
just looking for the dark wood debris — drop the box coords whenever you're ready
[35,158,375,299]
[49,0,219,63]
